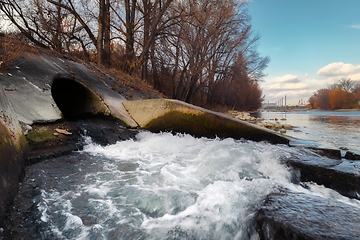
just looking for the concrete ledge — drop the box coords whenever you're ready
[123,99,290,144]
[0,87,28,225]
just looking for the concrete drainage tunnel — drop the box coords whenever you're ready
[51,74,109,119]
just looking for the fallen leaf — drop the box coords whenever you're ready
[55,128,72,135]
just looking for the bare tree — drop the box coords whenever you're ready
[47,0,111,66]
[338,78,356,93]
[1,0,269,110]
[110,0,176,75]
[0,0,53,48]
[97,0,111,67]
[149,0,267,108]
[1,0,112,66]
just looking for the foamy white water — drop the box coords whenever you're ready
[33,132,360,239]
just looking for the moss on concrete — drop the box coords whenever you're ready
[0,121,28,226]
[26,126,55,143]
[145,111,290,144]
[24,122,82,163]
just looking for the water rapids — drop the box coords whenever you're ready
[17,131,360,239]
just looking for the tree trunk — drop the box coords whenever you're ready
[124,0,136,74]
[97,0,111,68]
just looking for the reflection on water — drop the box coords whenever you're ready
[257,110,360,153]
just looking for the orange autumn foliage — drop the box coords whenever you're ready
[308,89,331,110]
[328,88,354,109]
[308,86,360,110]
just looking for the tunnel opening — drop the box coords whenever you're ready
[51,74,110,119]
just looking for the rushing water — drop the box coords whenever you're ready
[256,110,360,153]
[8,130,360,240]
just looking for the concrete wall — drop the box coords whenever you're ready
[51,73,111,119]
[123,99,290,144]
[1,53,137,126]
[0,86,28,225]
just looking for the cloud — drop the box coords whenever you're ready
[349,24,360,29]
[275,74,300,83]
[263,62,360,104]
[262,74,325,104]
[348,73,360,81]
[317,62,360,77]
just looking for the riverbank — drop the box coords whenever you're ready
[2,49,360,239]
[255,110,360,155]
[4,124,360,240]
[0,48,290,236]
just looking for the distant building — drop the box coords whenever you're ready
[263,102,276,109]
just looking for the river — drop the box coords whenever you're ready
[255,110,360,153]
[2,111,360,239]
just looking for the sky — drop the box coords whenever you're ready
[248,0,360,105]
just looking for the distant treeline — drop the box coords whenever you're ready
[308,79,360,110]
[0,0,268,111]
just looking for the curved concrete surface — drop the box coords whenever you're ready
[0,86,27,225]
[123,99,290,144]
[51,74,110,119]
[0,53,136,126]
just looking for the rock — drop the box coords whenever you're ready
[282,124,293,130]
[227,110,238,116]
[339,147,349,150]
[344,151,360,160]
[308,147,342,160]
[279,128,286,134]
[228,111,265,124]
[256,190,360,240]
[284,151,360,199]
[273,122,282,130]
[235,112,251,121]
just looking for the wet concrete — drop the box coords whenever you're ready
[257,189,360,240]
[123,99,290,144]
[51,74,110,119]
[2,50,360,239]
[0,87,28,225]
[1,118,139,240]
[0,52,139,126]
[27,118,139,164]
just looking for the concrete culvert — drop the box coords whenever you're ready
[51,74,110,119]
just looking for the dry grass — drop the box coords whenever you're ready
[84,59,164,99]
[0,33,162,100]
[0,35,38,71]
[108,68,163,97]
